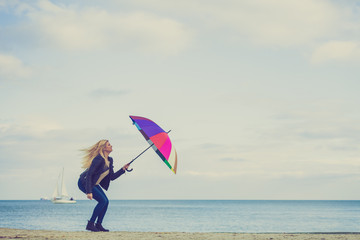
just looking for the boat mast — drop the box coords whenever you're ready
[60,167,64,196]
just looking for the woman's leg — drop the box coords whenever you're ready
[93,186,109,224]
[78,179,99,231]
[89,185,109,223]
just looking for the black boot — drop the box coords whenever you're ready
[86,221,99,232]
[96,223,109,232]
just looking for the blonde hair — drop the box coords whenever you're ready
[81,139,110,169]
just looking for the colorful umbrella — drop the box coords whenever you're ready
[128,115,177,174]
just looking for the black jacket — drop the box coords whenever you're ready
[79,154,125,194]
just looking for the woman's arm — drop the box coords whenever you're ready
[85,156,102,194]
[109,158,130,180]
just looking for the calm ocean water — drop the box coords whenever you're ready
[0,200,359,233]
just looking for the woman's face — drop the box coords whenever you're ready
[104,141,113,153]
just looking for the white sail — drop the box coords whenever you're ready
[61,182,69,198]
[57,173,62,196]
[51,168,76,204]
[60,168,70,197]
[52,183,58,199]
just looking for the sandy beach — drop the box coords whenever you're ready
[0,228,359,240]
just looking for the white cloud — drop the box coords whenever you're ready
[0,53,32,80]
[0,116,62,146]
[208,0,339,46]
[20,115,63,135]
[311,41,360,63]
[22,0,192,54]
[130,0,340,47]
[90,88,129,98]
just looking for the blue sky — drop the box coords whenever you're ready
[0,0,359,200]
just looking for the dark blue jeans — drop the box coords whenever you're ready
[78,179,109,224]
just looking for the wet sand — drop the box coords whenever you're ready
[0,228,359,240]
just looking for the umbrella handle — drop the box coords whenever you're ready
[125,159,136,172]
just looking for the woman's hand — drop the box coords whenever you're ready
[122,163,130,171]
[87,193,93,200]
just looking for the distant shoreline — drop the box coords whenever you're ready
[1,199,360,201]
[1,228,359,240]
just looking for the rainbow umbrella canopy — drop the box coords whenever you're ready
[129,116,177,174]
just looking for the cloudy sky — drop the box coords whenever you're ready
[0,0,359,200]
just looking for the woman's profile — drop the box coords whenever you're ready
[78,140,130,232]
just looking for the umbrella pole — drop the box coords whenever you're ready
[125,144,154,172]
[126,130,172,172]
[129,143,154,164]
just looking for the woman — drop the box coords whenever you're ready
[78,140,130,232]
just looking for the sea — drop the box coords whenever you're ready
[0,200,359,233]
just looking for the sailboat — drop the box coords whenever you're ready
[52,168,76,204]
